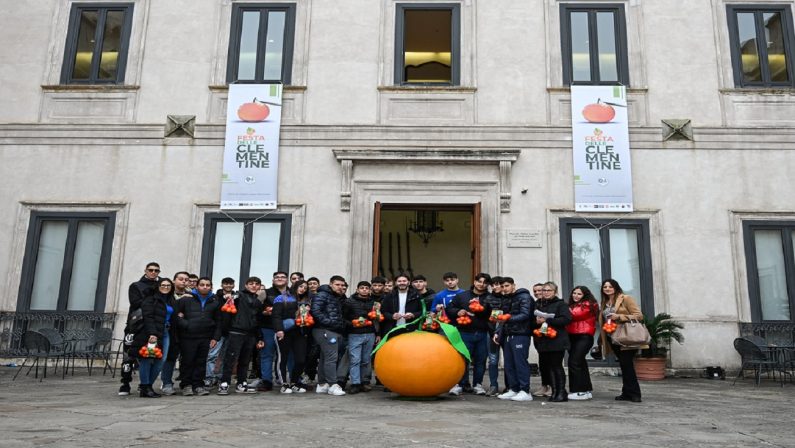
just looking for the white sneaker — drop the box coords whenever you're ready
[316,383,330,394]
[498,390,518,400]
[473,384,487,395]
[328,384,346,396]
[568,392,593,400]
[291,385,307,393]
[280,385,293,394]
[449,385,463,396]
[510,390,533,402]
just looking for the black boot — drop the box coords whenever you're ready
[549,368,568,402]
[140,385,161,398]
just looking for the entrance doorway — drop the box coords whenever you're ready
[372,203,480,290]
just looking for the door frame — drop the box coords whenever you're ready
[347,180,500,286]
[372,202,481,280]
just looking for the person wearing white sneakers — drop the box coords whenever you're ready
[565,286,599,401]
[492,278,534,402]
[446,273,493,396]
[311,276,348,397]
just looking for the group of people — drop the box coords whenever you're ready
[119,262,645,403]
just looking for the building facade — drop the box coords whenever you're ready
[2,0,795,370]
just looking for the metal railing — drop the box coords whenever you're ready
[739,322,795,346]
[0,311,116,356]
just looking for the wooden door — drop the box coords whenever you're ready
[372,201,382,276]
[470,202,481,279]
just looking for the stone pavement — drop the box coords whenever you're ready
[1,367,794,448]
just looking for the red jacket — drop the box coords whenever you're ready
[565,301,598,336]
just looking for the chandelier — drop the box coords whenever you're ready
[407,210,444,246]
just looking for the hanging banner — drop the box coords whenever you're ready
[570,85,633,212]
[220,84,282,210]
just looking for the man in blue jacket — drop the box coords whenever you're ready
[175,277,222,396]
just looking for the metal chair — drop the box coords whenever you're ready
[13,331,51,381]
[71,327,116,376]
[744,334,768,348]
[36,327,71,379]
[733,337,780,386]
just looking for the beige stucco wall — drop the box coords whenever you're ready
[2,0,795,368]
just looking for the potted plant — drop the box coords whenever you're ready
[634,312,685,381]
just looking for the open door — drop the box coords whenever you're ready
[470,202,481,280]
[372,201,382,276]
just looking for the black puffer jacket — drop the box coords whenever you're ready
[310,285,345,333]
[259,286,283,330]
[222,289,264,337]
[129,275,159,312]
[498,288,534,336]
[132,292,174,356]
[174,292,222,340]
[447,289,492,333]
[532,296,572,352]
[380,288,424,336]
[343,294,378,335]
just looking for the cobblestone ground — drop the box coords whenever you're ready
[1,366,794,448]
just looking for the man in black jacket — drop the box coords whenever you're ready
[380,274,423,336]
[343,281,379,394]
[494,277,535,402]
[217,277,265,395]
[175,277,222,396]
[119,262,160,396]
[411,274,436,312]
[310,275,347,396]
[446,273,492,396]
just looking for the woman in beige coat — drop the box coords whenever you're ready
[599,278,646,402]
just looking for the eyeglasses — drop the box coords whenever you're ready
[274,275,287,279]
[542,289,554,292]
[147,268,160,273]
[159,284,171,289]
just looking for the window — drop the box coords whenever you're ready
[17,212,116,312]
[560,218,654,313]
[727,5,795,88]
[560,4,629,85]
[60,3,134,84]
[200,213,291,287]
[227,4,296,84]
[395,3,460,85]
[743,221,795,322]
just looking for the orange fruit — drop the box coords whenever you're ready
[374,331,465,397]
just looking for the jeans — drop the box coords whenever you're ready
[488,337,500,388]
[460,331,488,387]
[140,331,169,386]
[568,334,594,393]
[612,343,641,399]
[312,328,341,385]
[259,328,277,384]
[206,337,225,380]
[502,334,531,393]
[160,327,179,387]
[348,333,375,385]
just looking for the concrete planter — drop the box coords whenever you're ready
[635,357,667,381]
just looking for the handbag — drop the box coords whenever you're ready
[127,307,144,334]
[612,319,651,347]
